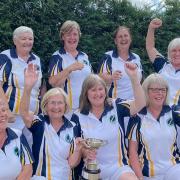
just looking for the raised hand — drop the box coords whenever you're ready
[24,63,39,90]
[124,62,138,79]
[149,18,162,30]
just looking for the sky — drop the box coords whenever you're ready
[129,0,164,9]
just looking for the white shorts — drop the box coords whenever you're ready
[100,164,134,180]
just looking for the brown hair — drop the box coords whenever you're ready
[113,26,131,39]
[79,74,111,111]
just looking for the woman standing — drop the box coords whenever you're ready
[0,26,42,130]
[146,18,180,106]
[128,73,180,180]
[72,63,145,180]
[48,20,91,112]
[98,26,142,100]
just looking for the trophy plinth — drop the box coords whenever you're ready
[80,138,107,180]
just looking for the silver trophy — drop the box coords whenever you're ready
[81,138,108,180]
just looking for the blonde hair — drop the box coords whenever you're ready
[168,37,180,60]
[13,26,33,40]
[79,74,111,111]
[59,20,81,40]
[41,88,70,114]
[142,73,169,105]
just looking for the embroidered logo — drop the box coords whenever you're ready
[109,115,116,123]
[14,147,19,157]
[65,134,72,143]
[83,59,88,65]
[167,118,174,126]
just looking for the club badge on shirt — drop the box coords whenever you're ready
[65,134,72,144]
[167,118,174,126]
[14,147,19,157]
[109,115,116,123]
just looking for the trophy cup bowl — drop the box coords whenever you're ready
[81,138,108,180]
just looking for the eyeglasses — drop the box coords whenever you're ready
[48,101,65,106]
[148,87,167,93]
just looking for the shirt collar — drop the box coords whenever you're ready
[41,114,73,132]
[139,105,171,118]
[2,128,18,148]
[80,103,114,121]
[59,47,84,57]
[57,116,73,135]
[112,48,136,61]
[10,48,36,63]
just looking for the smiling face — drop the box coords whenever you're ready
[169,45,180,69]
[0,100,9,132]
[14,32,34,55]
[114,28,132,51]
[148,84,167,108]
[45,94,66,122]
[87,84,106,109]
[62,28,79,51]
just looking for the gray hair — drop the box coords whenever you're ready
[142,73,169,106]
[168,37,180,60]
[13,26,34,40]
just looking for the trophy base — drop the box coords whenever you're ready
[80,167,101,180]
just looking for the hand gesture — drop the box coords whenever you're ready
[124,62,138,79]
[112,70,122,81]
[68,62,84,72]
[149,18,162,30]
[24,63,39,90]
[75,137,85,152]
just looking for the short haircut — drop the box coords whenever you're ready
[79,74,111,111]
[59,20,81,40]
[41,87,70,114]
[168,37,180,60]
[113,26,131,39]
[142,73,169,105]
[13,26,34,40]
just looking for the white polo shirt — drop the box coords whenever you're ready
[0,128,33,180]
[48,48,91,110]
[153,56,180,106]
[98,49,142,100]
[0,48,42,129]
[29,114,77,180]
[127,105,180,177]
[72,98,132,179]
